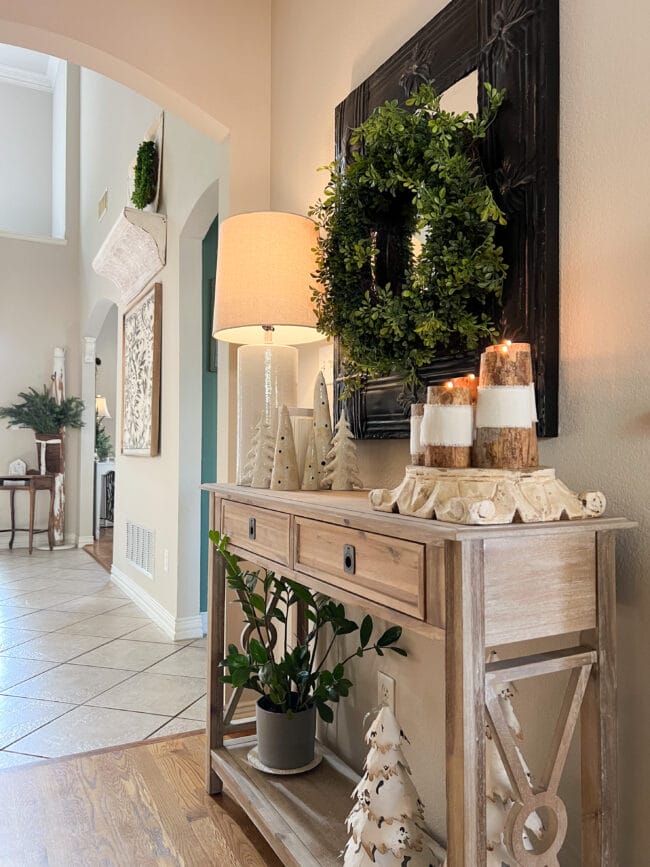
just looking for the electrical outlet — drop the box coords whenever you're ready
[378,672,395,712]
[163,548,169,572]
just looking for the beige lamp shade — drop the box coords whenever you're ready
[95,395,111,419]
[213,211,322,345]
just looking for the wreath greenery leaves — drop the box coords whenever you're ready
[310,83,508,393]
[131,140,158,210]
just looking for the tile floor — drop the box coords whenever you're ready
[0,547,206,769]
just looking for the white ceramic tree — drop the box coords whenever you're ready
[322,409,363,491]
[485,651,545,865]
[343,706,442,867]
[301,426,319,490]
[270,405,300,490]
[313,371,333,488]
[240,412,265,486]
[249,414,276,489]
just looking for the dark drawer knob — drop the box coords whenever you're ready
[248,517,256,540]
[343,544,356,575]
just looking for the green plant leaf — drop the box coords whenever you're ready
[317,703,334,723]
[377,625,403,647]
[248,639,267,664]
[359,614,373,648]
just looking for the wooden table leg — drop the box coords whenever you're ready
[581,530,617,865]
[28,488,36,554]
[48,485,55,550]
[207,495,226,795]
[9,490,15,550]
[445,538,486,866]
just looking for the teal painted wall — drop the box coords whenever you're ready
[200,217,219,613]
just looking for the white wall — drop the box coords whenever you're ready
[0,65,80,544]
[78,69,228,629]
[0,80,52,237]
[270,1,650,863]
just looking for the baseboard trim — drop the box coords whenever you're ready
[110,565,203,641]
[175,615,204,641]
[201,610,208,635]
[78,535,95,547]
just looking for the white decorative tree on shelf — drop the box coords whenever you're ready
[322,409,363,491]
[313,370,333,489]
[301,426,319,490]
[240,412,263,486]
[343,706,442,867]
[247,413,275,489]
[270,405,300,490]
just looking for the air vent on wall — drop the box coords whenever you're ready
[125,521,155,577]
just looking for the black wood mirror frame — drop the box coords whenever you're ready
[333,0,559,438]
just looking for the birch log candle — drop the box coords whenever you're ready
[422,383,473,468]
[451,373,478,404]
[473,341,539,469]
[410,403,425,466]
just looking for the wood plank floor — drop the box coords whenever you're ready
[83,527,113,573]
[0,732,281,866]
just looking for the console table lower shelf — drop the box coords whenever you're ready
[210,736,447,867]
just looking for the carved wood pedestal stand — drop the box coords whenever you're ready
[203,485,633,867]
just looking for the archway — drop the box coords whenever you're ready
[0,4,271,215]
[78,298,117,546]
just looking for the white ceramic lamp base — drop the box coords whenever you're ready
[236,343,297,484]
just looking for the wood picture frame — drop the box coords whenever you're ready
[334,0,559,439]
[121,282,162,456]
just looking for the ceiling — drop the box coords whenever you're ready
[0,44,61,92]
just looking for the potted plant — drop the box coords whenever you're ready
[210,531,407,771]
[311,82,508,394]
[131,140,159,210]
[0,386,84,473]
[95,413,112,461]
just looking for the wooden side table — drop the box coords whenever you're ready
[203,484,634,867]
[0,475,55,554]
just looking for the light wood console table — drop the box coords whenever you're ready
[204,483,634,867]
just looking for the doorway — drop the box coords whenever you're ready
[200,217,219,615]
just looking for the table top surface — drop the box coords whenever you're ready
[203,482,636,541]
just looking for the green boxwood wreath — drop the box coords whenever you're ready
[310,83,508,392]
[131,140,158,210]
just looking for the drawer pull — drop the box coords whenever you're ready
[248,517,256,541]
[343,544,356,575]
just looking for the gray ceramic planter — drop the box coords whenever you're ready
[256,696,316,770]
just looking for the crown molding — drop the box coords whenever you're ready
[0,56,61,93]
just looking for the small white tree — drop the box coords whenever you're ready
[270,405,300,490]
[301,426,319,490]
[313,371,333,488]
[240,412,264,485]
[343,707,442,867]
[322,410,363,491]
[249,414,275,489]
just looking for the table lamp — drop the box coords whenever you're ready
[212,211,322,483]
[95,396,111,419]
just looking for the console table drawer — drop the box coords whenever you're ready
[294,518,425,619]
[221,501,291,566]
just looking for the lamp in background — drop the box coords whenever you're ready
[212,211,322,483]
[95,395,111,419]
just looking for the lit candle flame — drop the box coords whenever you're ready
[446,380,454,389]
[468,373,476,381]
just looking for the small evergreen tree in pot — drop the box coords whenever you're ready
[0,386,84,435]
